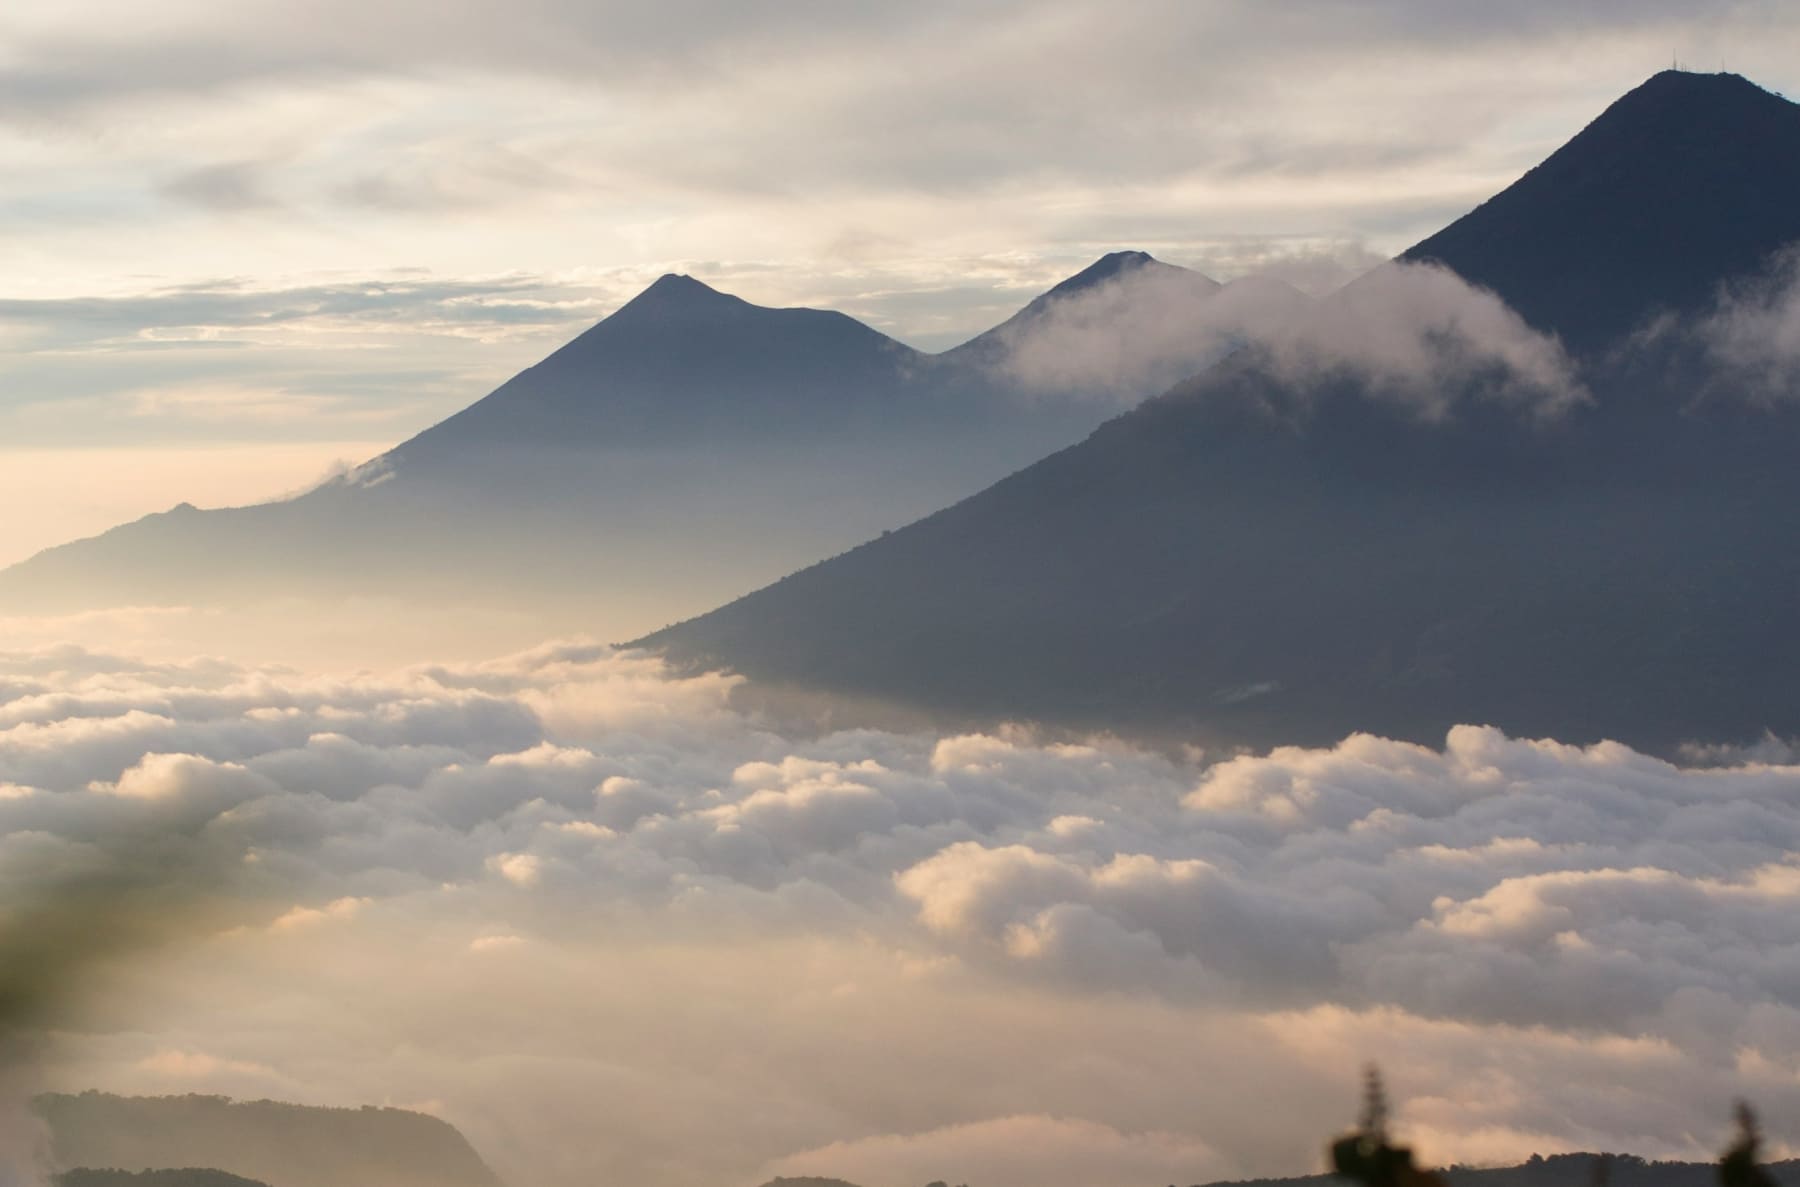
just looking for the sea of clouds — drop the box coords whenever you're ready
[3,641,1799,1187]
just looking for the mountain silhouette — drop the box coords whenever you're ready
[933,250,1243,400]
[639,71,1800,754]
[1404,70,1800,350]
[40,1093,501,1187]
[394,271,929,454]
[0,257,1229,655]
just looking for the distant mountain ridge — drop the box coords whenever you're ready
[39,1093,501,1187]
[639,70,1800,754]
[0,253,1241,659]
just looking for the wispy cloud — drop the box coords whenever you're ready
[0,273,620,352]
[1693,245,1800,402]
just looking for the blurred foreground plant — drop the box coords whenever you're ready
[1328,1068,1445,1187]
[1329,1072,1779,1187]
[1719,1102,1775,1187]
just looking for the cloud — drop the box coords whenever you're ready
[487,853,544,887]
[0,273,619,357]
[1254,263,1590,418]
[160,160,284,213]
[766,1114,1227,1187]
[1687,245,1800,402]
[982,264,1303,402]
[0,269,635,469]
[1187,238,1392,296]
[993,261,1588,417]
[6,643,1800,1187]
[270,896,370,931]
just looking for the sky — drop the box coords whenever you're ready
[3,0,1800,564]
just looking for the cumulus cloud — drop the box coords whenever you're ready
[994,261,1588,418]
[1259,263,1590,418]
[6,644,1800,1187]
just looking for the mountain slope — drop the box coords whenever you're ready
[40,1093,501,1187]
[393,272,931,457]
[1404,70,1800,350]
[0,262,1203,657]
[638,71,1800,754]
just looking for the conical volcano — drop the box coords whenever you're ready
[393,273,929,460]
[1405,70,1800,352]
[640,71,1800,754]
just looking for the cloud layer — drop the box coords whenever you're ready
[4,641,1800,1187]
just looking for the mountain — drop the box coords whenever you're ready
[0,259,1226,660]
[638,71,1800,754]
[1404,70,1800,350]
[940,251,1268,402]
[393,271,932,456]
[39,1093,501,1187]
[944,250,1223,365]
